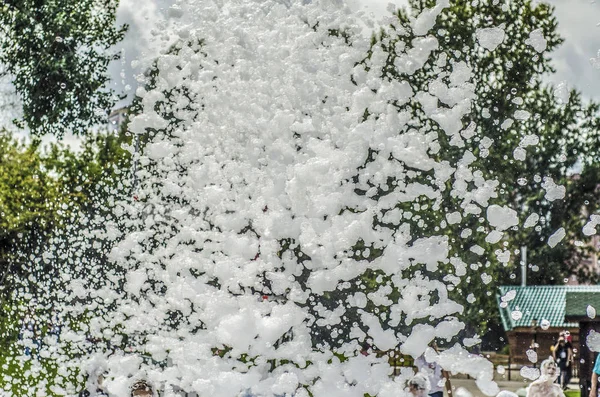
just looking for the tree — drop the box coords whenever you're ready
[0,0,127,137]
[23,2,519,395]
[0,129,131,339]
[363,0,600,344]
[0,128,132,396]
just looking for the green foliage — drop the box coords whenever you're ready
[0,130,131,342]
[364,0,600,344]
[0,0,127,137]
[0,133,65,265]
[0,128,131,394]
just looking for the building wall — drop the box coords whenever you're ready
[108,107,129,132]
[578,321,600,397]
[507,326,579,365]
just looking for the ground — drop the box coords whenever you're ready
[451,378,581,397]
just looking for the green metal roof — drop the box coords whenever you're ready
[497,285,600,332]
[565,291,600,319]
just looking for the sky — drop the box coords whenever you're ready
[3,0,600,146]
[543,0,600,97]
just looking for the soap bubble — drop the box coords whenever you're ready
[540,319,551,330]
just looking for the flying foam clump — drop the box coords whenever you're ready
[14,1,517,396]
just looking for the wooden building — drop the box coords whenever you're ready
[497,285,600,366]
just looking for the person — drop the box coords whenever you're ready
[564,331,574,388]
[552,331,573,389]
[590,353,600,397]
[526,357,565,397]
[565,330,573,344]
[496,392,518,397]
[414,342,451,397]
[131,380,154,397]
[78,373,108,397]
[408,373,430,397]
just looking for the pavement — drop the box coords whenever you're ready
[451,378,527,397]
[450,378,579,397]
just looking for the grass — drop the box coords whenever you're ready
[0,342,72,397]
[565,390,581,397]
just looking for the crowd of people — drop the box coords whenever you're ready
[408,352,563,397]
[73,331,588,397]
[76,336,567,397]
[407,332,575,397]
